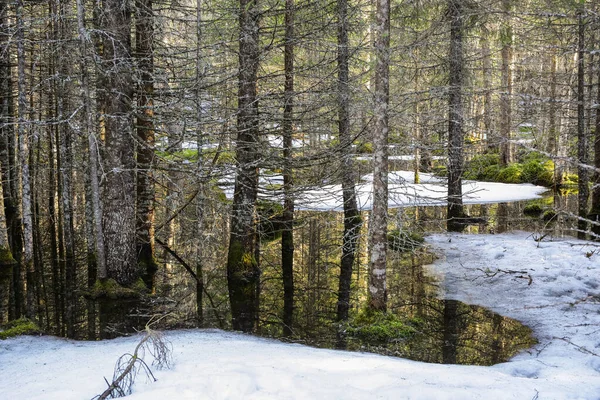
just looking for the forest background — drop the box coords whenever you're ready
[0,0,598,344]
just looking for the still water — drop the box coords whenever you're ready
[256,194,576,365]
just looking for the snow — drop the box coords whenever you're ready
[1,232,599,399]
[219,170,548,211]
[296,171,548,211]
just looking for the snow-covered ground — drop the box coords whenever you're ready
[1,232,598,399]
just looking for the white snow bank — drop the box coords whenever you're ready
[1,233,599,399]
[221,170,548,211]
[296,177,548,211]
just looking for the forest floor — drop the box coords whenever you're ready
[1,232,599,399]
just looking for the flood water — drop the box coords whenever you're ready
[255,193,578,365]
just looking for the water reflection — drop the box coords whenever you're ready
[256,194,579,365]
[337,254,537,366]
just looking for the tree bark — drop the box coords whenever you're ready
[54,0,77,338]
[0,0,16,323]
[227,0,261,332]
[447,0,465,232]
[576,3,589,239]
[592,32,600,239]
[16,0,35,320]
[135,0,157,290]
[336,0,362,323]
[100,0,137,286]
[499,0,513,166]
[368,0,389,312]
[281,0,295,337]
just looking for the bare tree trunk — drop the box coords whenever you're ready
[591,33,600,239]
[368,0,389,312]
[481,26,493,150]
[16,0,35,320]
[0,0,16,323]
[227,0,260,332]
[76,0,101,339]
[547,49,558,173]
[0,1,23,321]
[281,0,295,337]
[0,170,15,322]
[447,0,465,232]
[101,0,137,286]
[82,0,107,281]
[54,0,77,338]
[195,0,205,326]
[499,0,513,166]
[135,0,157,290]
[336,0,362,323]
[576,3,589,239]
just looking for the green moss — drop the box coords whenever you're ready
[496,164,523,184]
[257,200,285,242]
[563,173,578,186]
[464,154,501,181]
[0,318,40,339]
[87,278,145,300]
[0,247,16,266]
[542,210,557,222]
[356,142,373,154]
[345,309,419,344]
[521,159,554,187]
[523,204,543,217]
[464,152,555,187]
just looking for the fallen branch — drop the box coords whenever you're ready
[477,267,533,285]
[92,317,172,400]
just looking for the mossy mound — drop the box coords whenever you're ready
[523,204,543,217]
[344,309,420,344]
[542,210,557,222]
[464,151,556,187]
[87,278,148,300]
[0,318,40,340]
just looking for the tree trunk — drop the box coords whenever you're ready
[447,0,465,232]
[591,33,600,239]
[281,0,295,337]
[16,0,35,320]
[0,0,16,323]
[227,0,260,332]
[135,0,157,290]
[481,26,493,150]
[499,0,513,166]
[576,3,589,239]
[100,0,137,286]
[195,0,205,327]
[76,0,101,339]
[368,0,389,312]
[55,0,77,338]
[336,0,362,323]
